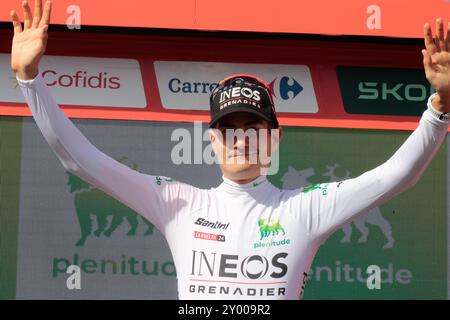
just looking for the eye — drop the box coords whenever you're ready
[219,127,233,135]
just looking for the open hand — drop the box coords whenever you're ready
[423,18,450,112]
[10,0,52,80]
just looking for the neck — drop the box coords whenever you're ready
[220,175,268,192]
[222,174,261,185]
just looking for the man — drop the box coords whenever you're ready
[9,0,450,299]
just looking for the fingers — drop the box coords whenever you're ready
[40,24,49,37]
[38,1,51,28]
[422,49,432,68]
[22,0,32,30]
[446,22,450,52]
[436,18,446,52]
[424,23,437,55]
[32,0,43,28]
[422,49,433,78]
[11,0,50,35]
[10,10,22,34]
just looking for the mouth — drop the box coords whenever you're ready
[225,153,260,165]
[228,152,258,158]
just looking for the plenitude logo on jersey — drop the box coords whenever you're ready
[153,61,318,113]
[253,217,291,249]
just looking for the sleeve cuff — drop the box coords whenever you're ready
[425,93,450,122]
[16,73,43,88]
[422,109,450,129]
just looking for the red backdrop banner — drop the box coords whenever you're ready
[2,28,447,132]
[1,0,450,38]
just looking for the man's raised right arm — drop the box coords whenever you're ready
[9,0,192,232]
[17,72,157,220]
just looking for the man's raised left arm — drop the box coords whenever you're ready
[299,18,450,240]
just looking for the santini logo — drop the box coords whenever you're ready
[194,218,230,230]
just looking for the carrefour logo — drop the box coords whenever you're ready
[168,78,218,94]
[153,61,319,113]
[268,76,303,101]
[166,75,304,103]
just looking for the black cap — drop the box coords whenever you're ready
[209,74,279,128]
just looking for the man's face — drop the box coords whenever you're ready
[209,112,281,182]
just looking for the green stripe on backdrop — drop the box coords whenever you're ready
[0,116,23,299]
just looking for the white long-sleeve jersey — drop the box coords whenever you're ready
[18,74,449,300]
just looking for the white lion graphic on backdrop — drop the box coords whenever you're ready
[281,164,395,249]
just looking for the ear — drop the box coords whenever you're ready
[209,128,215,142]
[209,128,217,153]
[271,126,283,149]
[278,126,283,141]
[209,128,223,155]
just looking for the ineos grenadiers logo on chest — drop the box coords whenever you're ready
[188,250,289,297]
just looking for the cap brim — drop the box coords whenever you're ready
[209,105,274,128]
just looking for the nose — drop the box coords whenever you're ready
[234,133,248,149]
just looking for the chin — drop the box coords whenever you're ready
[221,163,261,179]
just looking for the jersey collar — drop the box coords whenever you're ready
[221,175,268,190]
